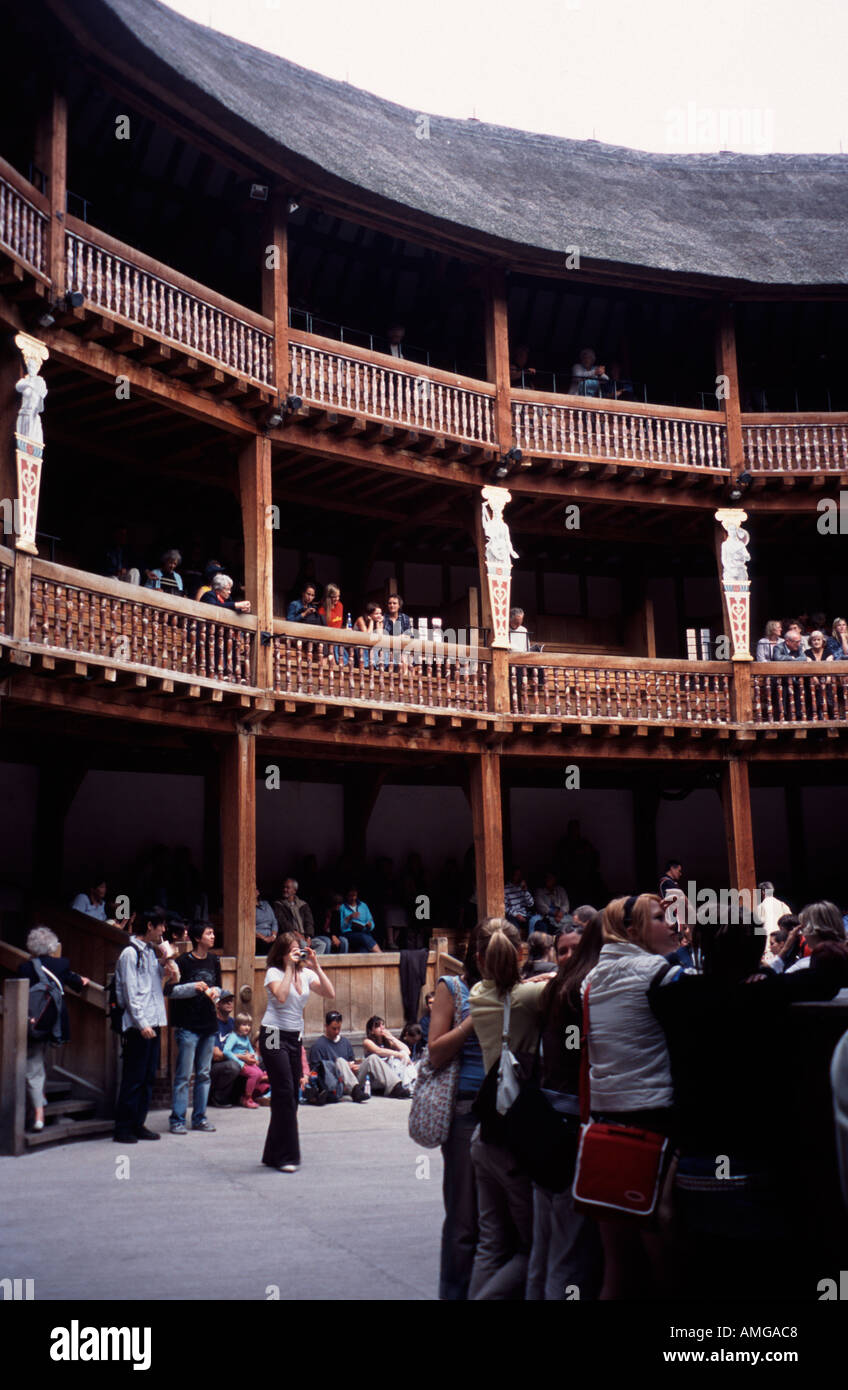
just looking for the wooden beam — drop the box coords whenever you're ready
[239,435,274,687]
[34,88,68,294]
[716,303,744,474]
[469,748,504,917]
[720,757,756,891]
[220,730,257,1009]
[484,267,512,455]
[262,193,289,400]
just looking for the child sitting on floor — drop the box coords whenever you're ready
[223,1014,270,1107]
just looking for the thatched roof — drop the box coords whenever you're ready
[58,0,848,287]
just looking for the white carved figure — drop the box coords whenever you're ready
[721,523,750,585]
[481,490,518,570]
[15,357,48,444]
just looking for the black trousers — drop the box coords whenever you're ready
[115,1027,160,1133]
[209,1057,245,1105]
[259,1027,301,1167]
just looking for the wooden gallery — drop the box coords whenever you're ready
[1,0,848,1145]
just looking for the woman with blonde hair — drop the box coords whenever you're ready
[581,893,680,1299]
[827,616,848,660]
[467,916,549,1300]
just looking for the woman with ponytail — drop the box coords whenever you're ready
[467,916,549,1300]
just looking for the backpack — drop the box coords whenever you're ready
[107,973,124,1035]
[27,958,65,1045]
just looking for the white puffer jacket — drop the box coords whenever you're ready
[582,941,680,1112]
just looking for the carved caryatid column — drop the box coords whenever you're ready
[481,485,517,649]
[715,507,752,661]
[13,332,49,555]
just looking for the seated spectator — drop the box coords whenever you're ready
[571,904,597,930]
[194,561,224,602]
[209,991,245,1108]
[354,601,385,668]
[419,991,435,1044]
[255,888,278,956]
[104,526,140,584]
[607,359,634,401]
[667,922,696,970]
[320,892,349,954]
[339,887,381,953]
[223,1014,270,1108]
[764,928,788,967]
[509,345,536,387]
[508,607,530,653]
[166,921,190,945]
[773,623,806,662]
[145,549,184,595]
[273,877,329,953]
[287,584,321,624]
[806,630,833,663]
[827,616,848,660]
[522,931,557,978]
[569,347,608,397]
[318,583,343,628]
[386,323,406,359]
[772,901,847,975]
[534,871,570,931]
[309,1010,400,1101]
[555,925,582,966]
[363,1016,415,1096]
[755,620,782,662]
[383,592,412,638]
[71,878,108,921]
[400,1021,425,1061]
[200,573,251,612]
[504,866,542,937]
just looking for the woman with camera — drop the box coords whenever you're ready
[259,931,334,1172]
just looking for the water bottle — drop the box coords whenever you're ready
[345,611,352,629]
[363,1075,371,1099]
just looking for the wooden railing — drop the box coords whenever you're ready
[752,664,848,724]
[65,217,275,385]
[0,156,48,276]
[512,390,727,471]
[510,653,732,724]
[743,416,848,472]
[27,559,257,685]
[0,542,12,634]
[272,620,491,714]
[289,330,497,445]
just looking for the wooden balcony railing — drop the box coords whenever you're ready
[289,331,497,446]
[25,560,256,685]
[0,156,48,276]
[510,652,732,725]
[742,416,848,472]
[272,620,491,714]
[64,217,275,385]
[752,664,848,724]
[512,391,727,471]
[0,543,12,632]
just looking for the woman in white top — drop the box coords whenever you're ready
[582,893,680,1299]
[259,930,334,1172]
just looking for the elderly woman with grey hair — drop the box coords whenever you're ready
[144,548,184,595]
[16,927,90,1132]
[199,572,251,613]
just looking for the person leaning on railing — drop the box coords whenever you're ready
[199,573,250,612]
[755,619,782,661]
[144,549,184,595]
[827,616,848,660]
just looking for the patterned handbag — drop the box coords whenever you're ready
[408,976,464,1148]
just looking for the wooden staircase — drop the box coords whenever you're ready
[24,1076,113,1150]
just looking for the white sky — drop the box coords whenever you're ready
[162,0,848,154]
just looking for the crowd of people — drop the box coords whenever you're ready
[756,613,848,662]
[510,344,635,400]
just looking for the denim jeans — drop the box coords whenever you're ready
[170,1029,216,1125]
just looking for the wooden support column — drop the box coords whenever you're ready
[720,758,756,891]
[262,193,289,399]
[469,749,504,918]
[220,730,257,1009]
[731,661,753,726]
[239,434,274,688]
[0,979,28,1155]
[34,89,68,292]
[715,304,744,475]
[471,503,510,713]
[484,267,513,454]
[343,767,386,866]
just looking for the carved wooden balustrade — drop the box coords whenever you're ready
[751,664,848,724]
[0,158,48,275]
[742,416,848,473]
[289,331,497,445]
[273,620,491,714]
[65,219,275,385]
[512,390,727,472]
[25,560,256,684]
[510,652,732,725]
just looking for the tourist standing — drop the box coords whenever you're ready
[165,922,222,1134]
[113,910,173,1144]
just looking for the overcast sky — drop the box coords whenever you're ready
[163,0,848,154]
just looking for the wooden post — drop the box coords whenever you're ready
[220,731,257,1009]
[469,749,504,918]
[484,267,513,455]
[11,552,32,643]
[262,193,289,400]
[731,661,753,726]
[720,758,756,891]
[715,304,744,475]
[34,89,68,293]
[239,434,274,687]
[471,503,510,713]
[0,979,29,1155]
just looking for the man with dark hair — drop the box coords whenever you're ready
[659,859,683,899]
[164,922,222,1134]
[383,592,412,637]
[504,866,540,937]
[114,910,172,1144]
[308,1011,398,1100]
[209,990,246,1108]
